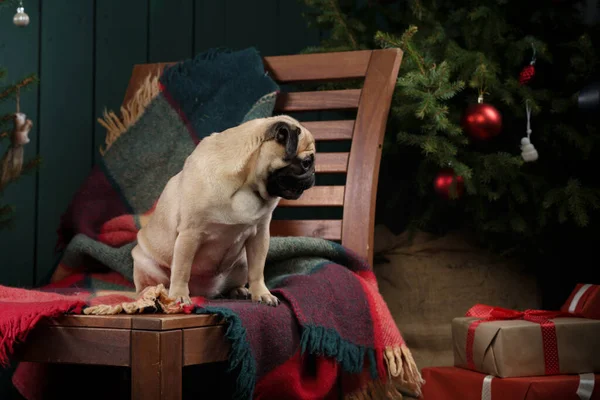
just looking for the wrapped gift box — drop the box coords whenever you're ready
[420,366,598,400]
[562,284,600,320]
[452,305,600,377]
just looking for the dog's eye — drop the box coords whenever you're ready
[276,126,289,144]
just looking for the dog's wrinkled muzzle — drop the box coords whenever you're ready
[267,169,315,200]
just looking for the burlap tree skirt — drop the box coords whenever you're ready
[373,225,541,370]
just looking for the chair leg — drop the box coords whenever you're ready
[131,330,183,400]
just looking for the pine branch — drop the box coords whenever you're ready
[509,213,528,233]
[552,124,596,159]
[0,74,38,103]
[0,0,18,12]
[376,27,427,74]
[1,112,14,140]
[509,182,529,204]
[542,179,600,227]
[21,156,41,175]
[328,0,358,49]
[468,6,493,21]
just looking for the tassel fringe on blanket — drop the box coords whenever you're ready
[97,69,161,155]
[82,284,188,315]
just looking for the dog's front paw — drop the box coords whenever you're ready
[169,287,192,305]
[249,284,279,306]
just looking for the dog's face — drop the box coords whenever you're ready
[258,117,316,200]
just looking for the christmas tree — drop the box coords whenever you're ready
[0,0,39,229]
[300,0,600,258]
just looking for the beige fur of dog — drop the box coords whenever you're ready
[131,115,316,306]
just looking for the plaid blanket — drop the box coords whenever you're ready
[0,47,423,399]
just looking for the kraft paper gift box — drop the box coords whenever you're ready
[420,366,599,400]
[452,304,600,378]
[561,283,600,320]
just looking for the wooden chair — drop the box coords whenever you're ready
[14,49,403,399]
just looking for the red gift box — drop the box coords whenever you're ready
[561,284,600,320]
[421,366,598,400]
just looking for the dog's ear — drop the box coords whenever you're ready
[267,121,300,161]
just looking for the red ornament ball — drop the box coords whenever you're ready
[434,168,464,199]
[461,103,502,140]
[519,64,536,85]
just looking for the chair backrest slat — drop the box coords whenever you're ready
[263,50,372,82]
[274,89,361,112]
[315,153,348,174]
[278,186,344,207]
[121,49,403,267]
[301,120,354,141]
[270,220,342,241]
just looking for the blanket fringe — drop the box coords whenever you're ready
[83,284,185,315]
[97,69,161,155]
[195,306,256,400]
[384,344,425,398]
[300,325,371,375]
[345,344,424,400]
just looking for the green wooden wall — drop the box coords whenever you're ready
[0,0,319,287]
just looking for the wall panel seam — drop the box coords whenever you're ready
[32,0,43,286]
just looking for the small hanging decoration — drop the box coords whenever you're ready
[434,167,464,200]
[519,43,536,85]
[13,1,30,27]
[1,88,33,191]
[520,100,538,162]
[461,94,503,141]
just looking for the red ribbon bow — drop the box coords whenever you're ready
[466,303,572,323]
[464,304,574,375]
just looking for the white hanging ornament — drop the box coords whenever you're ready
[13,1,30,27]
[520,100,538,162]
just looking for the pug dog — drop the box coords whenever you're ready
[131,115,316,307]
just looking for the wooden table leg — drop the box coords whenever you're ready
[131,330,183,400]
